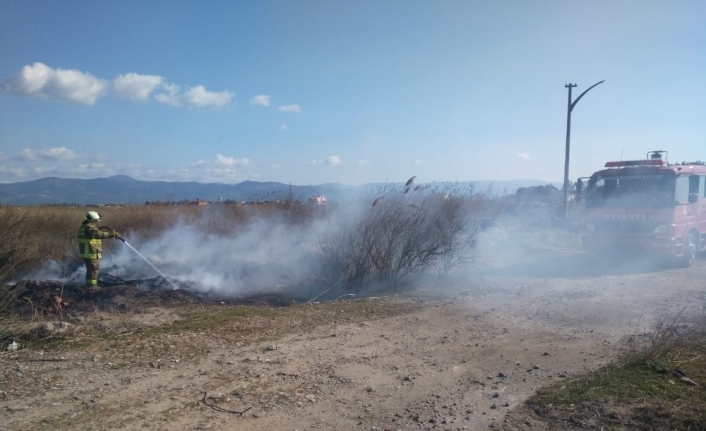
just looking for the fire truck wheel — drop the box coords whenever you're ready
[680,232,698,268]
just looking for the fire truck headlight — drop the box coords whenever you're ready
[654,225,668,234]
[585,223,595,233]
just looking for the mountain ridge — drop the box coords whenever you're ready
[0,176,560,205]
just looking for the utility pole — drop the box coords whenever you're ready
[563,83,577,221]
[563,80,605,220]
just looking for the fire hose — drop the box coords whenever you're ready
[99,226,178,289]
[99,226,125,242]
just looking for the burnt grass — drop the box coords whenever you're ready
[4,275,326,318]
[0,278,425,356]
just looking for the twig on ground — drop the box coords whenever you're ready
[675,355,703,365]
[307,279,342,305]
[673,368,698,386]
[201,391,252,415]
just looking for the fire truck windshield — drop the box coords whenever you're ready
[586,173,675,208]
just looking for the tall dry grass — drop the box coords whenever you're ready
[0,202,317,285]
[0,208,42,283]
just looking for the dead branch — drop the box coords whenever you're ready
[201,391,252,415]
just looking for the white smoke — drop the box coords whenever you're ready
[27,185,501,297]
[27,207,337,298]
[110,216,327,296]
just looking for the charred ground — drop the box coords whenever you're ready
[5,278,315,319]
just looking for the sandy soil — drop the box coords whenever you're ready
[2,251,705,431]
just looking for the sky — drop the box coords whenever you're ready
[1,0,704,186]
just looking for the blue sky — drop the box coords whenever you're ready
[1,1,704,185]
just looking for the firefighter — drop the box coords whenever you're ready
[77,211,120,288]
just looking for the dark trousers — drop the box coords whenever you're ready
[84,259,100,286]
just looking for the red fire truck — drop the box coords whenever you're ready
[580,151,706,266]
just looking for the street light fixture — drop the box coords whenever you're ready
[563,80,605,220]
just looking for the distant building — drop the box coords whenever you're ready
[308,195,327,205]
[196,199,209,206]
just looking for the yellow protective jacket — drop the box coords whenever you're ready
[77,223,112,259]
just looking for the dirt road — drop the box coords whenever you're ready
[2,252,705,431]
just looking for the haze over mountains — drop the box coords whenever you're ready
[0,175,560,205]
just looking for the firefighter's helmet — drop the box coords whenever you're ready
[84,211,101,222]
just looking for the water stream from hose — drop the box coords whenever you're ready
[122,241,178,289]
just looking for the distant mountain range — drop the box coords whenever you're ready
[0,175,560,205]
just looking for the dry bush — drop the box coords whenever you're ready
[0,207,42,284]
[627,307,706,365]
[317,190,493,290]
[0,281,42,347]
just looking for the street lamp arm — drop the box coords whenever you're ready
[570,80,605,112]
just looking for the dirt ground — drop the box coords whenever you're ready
[1,247,705,430]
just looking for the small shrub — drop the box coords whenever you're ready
[317,189,493,290]
[626,307,706,365]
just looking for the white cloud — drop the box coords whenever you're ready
[250,94,270,107]
[19,149,34,160]
[206,167,239,178]
[0,164,27,178]
[414,159,422,166]
[0,147,263,184]
[517,152,537,161]
[304,156,344,166]
[280,124,289,130]
[156,84,233,108]
[4,63,237,110]
[277,104,302,113]
[134,164,239,183]
[357,160,370,166]
[113,73,164,100]
[3,62,107,105]
[19,147,78,161]
[56,162,112,177]
[215,154,251,166]
[325,156,343,166]
[183,86,233,108]
[270,164,280,169]
[0,147,124,183]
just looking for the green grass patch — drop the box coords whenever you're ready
[524,318,706,430]
[534,362,686,406]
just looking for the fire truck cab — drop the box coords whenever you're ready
[581,151,706,266]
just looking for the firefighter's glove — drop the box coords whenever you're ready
[113,232,121,239]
